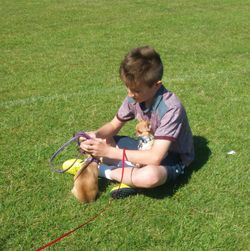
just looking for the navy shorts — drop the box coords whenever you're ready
[114,136,185,183]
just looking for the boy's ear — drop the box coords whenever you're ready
[153,80,162,90]
[156,80,162,87]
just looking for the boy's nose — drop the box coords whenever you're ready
[127,89,135,98]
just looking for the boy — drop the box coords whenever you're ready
[80,46,194,198]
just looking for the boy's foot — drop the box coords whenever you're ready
[110,183,138,199]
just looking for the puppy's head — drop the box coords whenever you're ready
[136,120,152,137]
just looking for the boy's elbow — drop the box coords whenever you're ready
[148,150,167,166]
[154,160,162,166]
[149,155,162,166]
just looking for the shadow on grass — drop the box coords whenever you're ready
[98,178,112,194]
[142,135,211,199]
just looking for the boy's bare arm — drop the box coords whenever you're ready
[82,137,171,166]
[95,116,125,139]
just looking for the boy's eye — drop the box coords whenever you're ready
[127,87,141,95]
[133,89,140,94]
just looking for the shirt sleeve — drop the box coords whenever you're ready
[116,97,135,122]
[154,105,184,141]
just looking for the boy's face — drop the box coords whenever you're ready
[126,81,162,105]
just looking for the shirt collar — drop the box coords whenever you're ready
[140,85,166,114]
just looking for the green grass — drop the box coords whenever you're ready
[1,0,249,250]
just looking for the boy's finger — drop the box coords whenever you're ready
[79,135,96,142]
[79,136,87,142]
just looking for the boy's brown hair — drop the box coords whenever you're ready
[119,46,163,89]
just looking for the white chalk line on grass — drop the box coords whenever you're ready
[0,70,243,109]
[0,86,124,109]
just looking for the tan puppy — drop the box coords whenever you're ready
[136,120,154,150]
[71,158,99,203]
[135,120,154,168]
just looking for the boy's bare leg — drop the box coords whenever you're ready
[110,165,168,188]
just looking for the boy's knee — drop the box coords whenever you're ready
[133,165,167,188]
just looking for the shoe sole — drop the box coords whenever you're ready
[110,188,137,199]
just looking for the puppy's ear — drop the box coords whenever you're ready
[136,129,142,136]
[135,121,142,130]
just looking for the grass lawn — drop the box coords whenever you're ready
[1,0,249,250]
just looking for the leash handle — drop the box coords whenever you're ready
[49,132,92,173]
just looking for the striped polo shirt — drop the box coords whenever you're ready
[116,85,194,166]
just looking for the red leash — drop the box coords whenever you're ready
[35,149,127,251]
[120,148,127,184]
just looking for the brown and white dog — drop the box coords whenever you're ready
[136,120,154,150]
[71,158,99,203]
[135,120,154,168]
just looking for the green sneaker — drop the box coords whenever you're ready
[110,183,137,199]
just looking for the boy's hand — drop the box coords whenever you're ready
[79,131,96,143]
[80,138,111,158]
